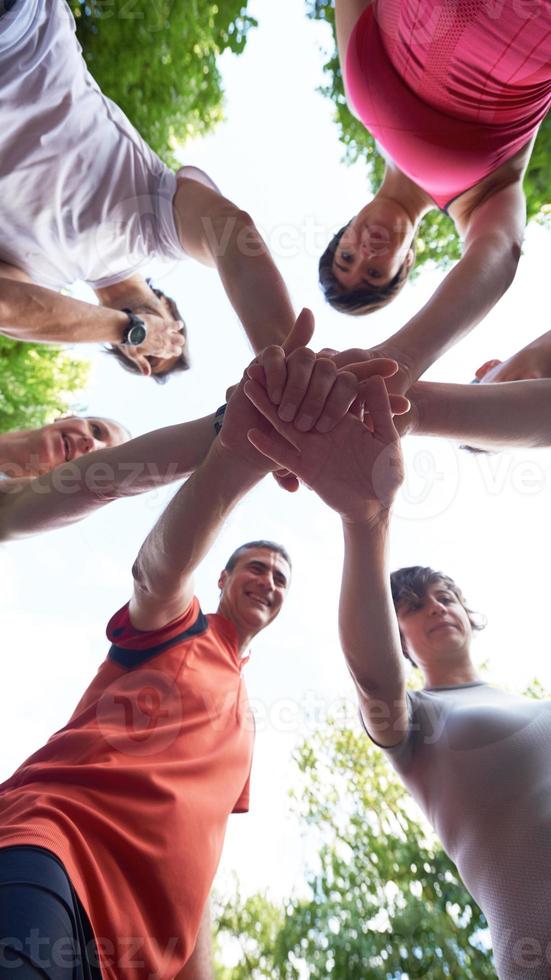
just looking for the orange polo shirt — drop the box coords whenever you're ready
[0,598,254,979]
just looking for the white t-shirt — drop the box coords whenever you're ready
[0,0,190,289]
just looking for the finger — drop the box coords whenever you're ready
[273,469,300,493]
[258,345,287,404]
[330,347,371,369]
[278,347,316,422]
[129,352,152,376]
[342,358,399,380]
[295,358,340,431]
[282,308,315,355]
[388,394,410,415]
[360,376,397,442]
[313,369,358,433]
[244,380,302,450]
[245,362,266,385]
[247,428,303,473]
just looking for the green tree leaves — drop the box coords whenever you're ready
[215,722,496,978]
[0,338,89,433]
[68,0,257,166]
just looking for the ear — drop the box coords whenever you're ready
[404,248,415,272]
[119,348,152,376]
[475,359,501,380]
[218,569,228,591]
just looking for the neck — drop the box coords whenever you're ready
[422,656,480,689]
[94,275,158,313]
[379,165,433,226]
[216,604,259,658]
[0,430,37,475]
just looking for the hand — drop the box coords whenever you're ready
[326,345,415,396]
[132,312,186,359]
[244,375,404,523]
[218,309,316,473]
[247,346,410,432]
[476,334,551,383]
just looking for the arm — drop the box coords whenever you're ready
[379,182,525,388]
[173,177,296,351]
[244,374,408,745]
[0,275,183,356]
[407,379,551,450]
[340,516,409,746]
[0,414,216,541]
[0,276,129,345]
[129,311,317,631]
[174,901,213,980]
[475,328,551,383]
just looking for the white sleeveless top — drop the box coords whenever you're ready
[0,0,188,289]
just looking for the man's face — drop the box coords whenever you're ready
[26,416,128,475]
[217,548,291,636]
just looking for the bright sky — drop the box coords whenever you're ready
[1,0,551,914]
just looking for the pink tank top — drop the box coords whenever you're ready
[344,1,551,209]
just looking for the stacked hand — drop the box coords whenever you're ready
[220,310,409,493]
[244,372,405,524]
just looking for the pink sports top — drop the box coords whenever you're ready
[344,1,551,209]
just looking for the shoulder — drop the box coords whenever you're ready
[108,596,206,647]
[335,0,375,69]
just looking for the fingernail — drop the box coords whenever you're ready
[279,404,296,422]
[315,418,333,433]
[296,415,313,431]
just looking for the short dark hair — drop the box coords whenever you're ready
[390,565,485,666]
[318,223,414,315]
[104,282,190,383]
[224,540,292,574]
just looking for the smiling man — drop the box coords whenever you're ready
[0,374,293,978]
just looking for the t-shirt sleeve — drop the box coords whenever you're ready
[106,597,205,666]
[359,691,418,768]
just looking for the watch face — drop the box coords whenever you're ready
[128,323,147,347]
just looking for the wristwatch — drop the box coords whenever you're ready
[121,309,147,347]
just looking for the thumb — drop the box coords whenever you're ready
[282,308,315,355]
[247,428,303,472]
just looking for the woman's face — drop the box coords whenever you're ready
[397,580,473,667]
[332,200,414,290]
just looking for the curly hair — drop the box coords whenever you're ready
[390,565,485,666]
[318,222,414,315]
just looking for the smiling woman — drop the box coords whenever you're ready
[0,410,219,542]
[0,415,129,478]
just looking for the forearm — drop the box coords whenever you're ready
[0,415,216,541]
[340,517,405,698]
[213,210,295,352]
[0,278,127,345]
[386,239,519,383]
[174,901,213,980]
[133,439,266,599]
[411,380,551,449]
